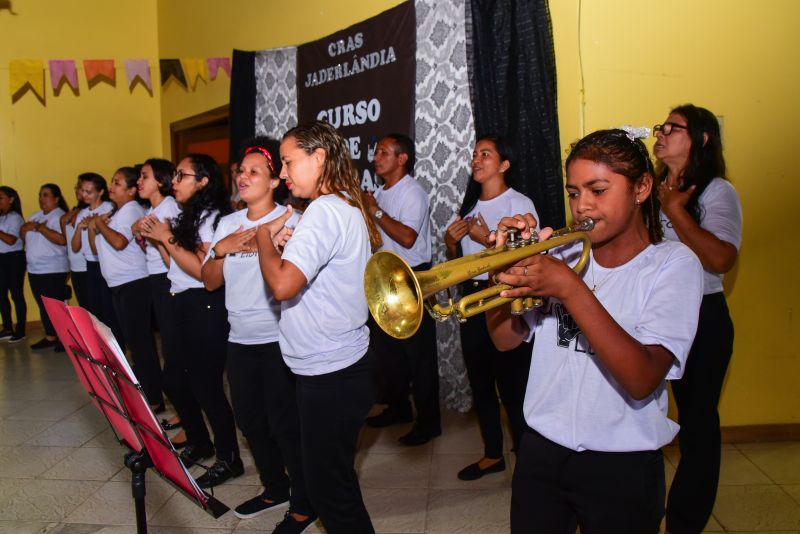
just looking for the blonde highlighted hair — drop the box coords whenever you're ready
[283,120,382,251]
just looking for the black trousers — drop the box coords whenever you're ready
[511,429,665,534]
[28,272,68,337]
[369,264,441,434]
[148,273,180,409]
[171,288,238,461]
[85,261,125,350]
[227,341,312,515]
[70,270,89,307]
[460,280,533,458]
[110,277,163,407]
[0,251,27,336]
[297,353,375,533]
[667,292,734,534]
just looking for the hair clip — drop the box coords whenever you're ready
[618,125,650,142]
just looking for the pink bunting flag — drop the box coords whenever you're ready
[49,60,79,91]
[124,59,152,91]
[206,57,231,81]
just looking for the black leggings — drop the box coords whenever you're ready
[667,292,734,534]
[0,251,27,336]
[28,272,69,337]
[460,280,533,458]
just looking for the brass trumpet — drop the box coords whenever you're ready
[364,218,595,339]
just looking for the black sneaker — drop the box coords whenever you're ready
[195,456,244,488]
[179,443,215,468]
[272,510,318,534]
[0,329,12,341]
[9,334,27,344]
[234,490,289,519]
[29,337,54,350]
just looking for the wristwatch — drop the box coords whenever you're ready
[208,246,225,260]
[374,209,384,220]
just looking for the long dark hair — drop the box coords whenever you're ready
[283,121,381,251]
[143,158,176,197]
[656,104,727,223]
[566,129,663,244]
[0,186,22,216]
[171,154,232,252]
[41,183,69,212]
[458,135,514,217]
[78,172,110,202]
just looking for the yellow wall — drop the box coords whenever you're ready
[3,0,797,427]
[0,0,163,312]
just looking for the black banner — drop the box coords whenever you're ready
[296,1,416,191]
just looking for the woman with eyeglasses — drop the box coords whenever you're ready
[653,105,743,534]
[71,173,125,349]
[61,182,89,307]
[89,167,164,412]
[139,154,241,489]
[0,186,27,344]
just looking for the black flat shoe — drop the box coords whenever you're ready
[457,457,506,481]
[398,426,441,447]
[160,418,182,431]
[179,443,215,468]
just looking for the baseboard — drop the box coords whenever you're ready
[721,423,800,443]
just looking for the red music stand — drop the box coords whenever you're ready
[43,297,228,533]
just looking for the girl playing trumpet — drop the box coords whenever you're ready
[488,129,704,532]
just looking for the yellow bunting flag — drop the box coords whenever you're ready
[9,59,45,101]
[182,58,208,90]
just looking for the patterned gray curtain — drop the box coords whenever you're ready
[251,0,475,411]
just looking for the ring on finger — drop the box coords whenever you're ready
[523,266,528,276]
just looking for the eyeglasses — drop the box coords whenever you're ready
[653,122,688,136]
[173,169,199,182]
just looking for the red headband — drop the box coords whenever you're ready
[244,146,276,176]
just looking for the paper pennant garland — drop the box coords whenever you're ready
[84,59,116,85]
[182,58,208,90]
[49,60,79,91]
[9,59,45,100]
[124,59,152,91]
[160,59,187,88]
[206,57,231,81]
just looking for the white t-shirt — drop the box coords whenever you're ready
[167,210,220,293]
[279,194,371,376]
[374,175,432,266]
[145,196,181,275]
[65,221,87,272]
[207,205,301,345]
[25,208,68,274]
[0,212,24,253]
[460,188,539,279]
[96,201,148,287]
[521,240,704,452]
[75,201,114,262]
[661,178,742,295]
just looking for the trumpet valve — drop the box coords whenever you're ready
[511,298,525,314]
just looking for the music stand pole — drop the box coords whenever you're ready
[125,450,153,534]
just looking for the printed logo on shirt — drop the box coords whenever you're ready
[554,303,594,354]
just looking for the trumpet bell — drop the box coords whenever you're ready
[364,251,423,340]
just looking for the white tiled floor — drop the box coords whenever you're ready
[2,325,799,533]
